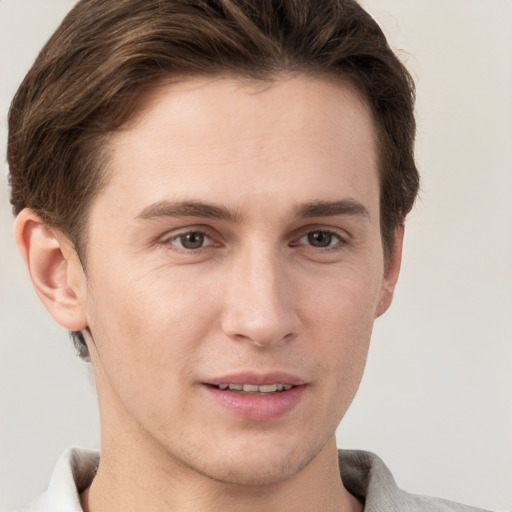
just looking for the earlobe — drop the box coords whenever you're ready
[375,225,404,318]
[15,209,88,331]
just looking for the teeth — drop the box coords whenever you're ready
[215,383,294,393]
[243,384,259,392]
[258,384,278,393]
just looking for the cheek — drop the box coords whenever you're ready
[83,266,225,429]
[304,260,383,332]
[303,265,380,395]
[315,296,373,384]
[84,263,222,379]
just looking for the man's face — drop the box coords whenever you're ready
[75,76,398,484]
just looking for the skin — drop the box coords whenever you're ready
[16,76,403,512]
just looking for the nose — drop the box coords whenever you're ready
[220,245,300,348]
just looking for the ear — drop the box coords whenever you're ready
[375,224,404,318]
[15,208,88,331]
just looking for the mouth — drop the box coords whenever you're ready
[207,383,294,394]
[202,372,308,421]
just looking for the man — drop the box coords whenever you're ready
[4,0,496,511]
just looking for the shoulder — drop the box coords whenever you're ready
[338,449,492,512]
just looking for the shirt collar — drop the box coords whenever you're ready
[23,448,98,512]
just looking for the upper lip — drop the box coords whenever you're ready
[205,371,307,387]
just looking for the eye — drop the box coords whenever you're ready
[167,231,213,250]
[298,230,343,248]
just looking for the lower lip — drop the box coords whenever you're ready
[203,385,307,421]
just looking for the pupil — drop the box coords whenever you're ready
[181,232,204,249]
[308,231,332,247]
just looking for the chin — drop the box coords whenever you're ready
[183,432,326,487]
[202,455,305,487]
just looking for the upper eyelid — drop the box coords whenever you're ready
[159,230,217,253]
[293,230,345,247]
[156,224,350,244]
[298,229,343,239]
[159,225,217,241]
[170,231,212,241]
[291,225,351,241]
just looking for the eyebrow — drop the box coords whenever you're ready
[136,200,241,222]
[136,198,369,222]
[295,199,370,220]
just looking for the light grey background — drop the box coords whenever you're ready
[1,1,511,511]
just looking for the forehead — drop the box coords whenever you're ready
[96,75,379,222]
[120,75,376,159]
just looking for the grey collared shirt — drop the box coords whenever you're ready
[22,448,491,511]
[338,450,491,511]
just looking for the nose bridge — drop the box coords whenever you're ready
[221,240,298,346]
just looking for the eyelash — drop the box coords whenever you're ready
[293,229,346,250]
[161,230,216,251]
[160,227,347,253]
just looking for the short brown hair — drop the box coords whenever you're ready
[8,0,419,359]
